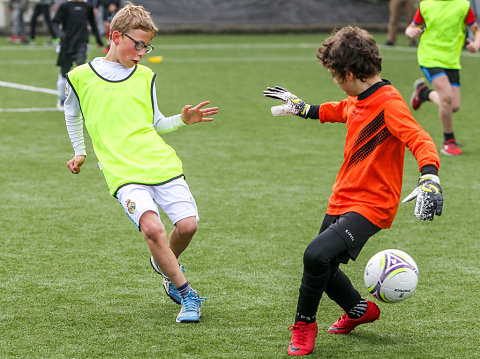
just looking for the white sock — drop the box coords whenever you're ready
[57,74,67,103]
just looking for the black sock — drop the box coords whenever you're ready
[444,132,455,142]
[295,312,316,324]
[294,270,329,324]
[347,298,367,319]
[419,87,432,102]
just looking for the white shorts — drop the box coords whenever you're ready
[116,178,199,230]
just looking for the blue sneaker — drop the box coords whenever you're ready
[176,291,206,323]
[150,256,185,304]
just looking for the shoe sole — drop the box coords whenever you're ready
[176,318,200,323]
[176,307,202,323]
[440,149,461,156]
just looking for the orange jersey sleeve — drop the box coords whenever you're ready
[318,83,439,228]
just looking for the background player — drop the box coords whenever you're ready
[406,0,480,155]
[264,26,443,356]
[52,0,103,110]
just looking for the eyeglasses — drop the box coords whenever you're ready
[123,33,154,54]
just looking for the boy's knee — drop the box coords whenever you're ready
[140,212,166,242]
[440,93,453,107]
[303,243,330,271]
[176,218,197,238]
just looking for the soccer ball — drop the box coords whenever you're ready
[364,249,419,303]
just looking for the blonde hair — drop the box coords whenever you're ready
[110,2,158,36]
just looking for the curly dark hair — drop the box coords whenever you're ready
[317,26,382,81]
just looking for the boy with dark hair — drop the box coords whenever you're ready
[406,0,480,155]
[64,3,217,323]
[264,26,443,356]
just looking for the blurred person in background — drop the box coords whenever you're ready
[52,0,103,110]
[98,0,121,53]
[29,0,58,45]
[406,0,480,156]
[386,0,418,46]
[7,0,29,44]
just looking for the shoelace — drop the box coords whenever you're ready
[182,295,206,312]
[288,324,309,345]
[335,312,348,324]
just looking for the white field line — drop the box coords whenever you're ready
[0,81,57,112]
[0,60,52,65]
[0,43,319,51]
[1,42,479,54]
[0,107,58,112]
[0,57,316,65]
[0,81,57,95]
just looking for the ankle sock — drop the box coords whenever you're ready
[177,281,194,298]
[419,86,432,102]
[347,298,367,319]
[444,132,455,142]
[295,313,316,324]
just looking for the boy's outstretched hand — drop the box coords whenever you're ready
[263,86,310,118]
[67,155,86,174]
[181,101,218,125]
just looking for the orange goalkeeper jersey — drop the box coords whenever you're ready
[318,81,439,229]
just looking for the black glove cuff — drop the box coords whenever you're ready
[306,105,320,119]
[420,165,438,176]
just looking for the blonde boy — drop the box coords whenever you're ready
[64,3,217,323]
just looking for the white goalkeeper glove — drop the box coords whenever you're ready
[263,86,310,118]
[402,174,443,221]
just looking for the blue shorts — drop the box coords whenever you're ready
[421,67,460,87]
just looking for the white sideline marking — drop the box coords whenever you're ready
[164,56,315,63]
[0,81,57,95]
[0,107,58,112]
[0,60,52,65]
[0,81,57,112]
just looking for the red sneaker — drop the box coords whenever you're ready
[441,139,462,156]
[410,78,428,110]
[8,36,18,43]
[287,321,318,356]
[328,300,380,334]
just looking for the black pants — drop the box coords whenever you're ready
[30,4,56,40]
[57,43,88,77]
[296,212,381,318]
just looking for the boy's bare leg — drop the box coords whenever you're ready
[169,216,197,258]
[140,210,186,288]
[429,75,455,133]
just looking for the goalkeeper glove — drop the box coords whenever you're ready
[402,174,443,221]
[263,86,310,118]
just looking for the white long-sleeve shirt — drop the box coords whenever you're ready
[65,57,186,156]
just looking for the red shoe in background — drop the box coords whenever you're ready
[410,78,428,110]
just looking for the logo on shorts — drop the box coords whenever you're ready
[345,229,355,242]
[126,200,136,214]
